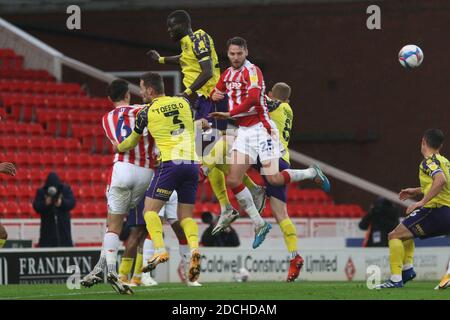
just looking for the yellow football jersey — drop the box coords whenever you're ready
[419,154,450,208]
[268,100,293,164]
[179,29,220,97]
[202,137,230,174]
[136,96,197,162]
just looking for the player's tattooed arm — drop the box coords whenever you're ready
[146,50,181,65]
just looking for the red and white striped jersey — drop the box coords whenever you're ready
[102,104,156,169]
[214,59,271,130]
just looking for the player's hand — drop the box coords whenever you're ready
[399,188,419,201]
[0,162,16,176]
[211,90,225,102]
[195,118,211,130]
[209,112,230,120]
[406,200,424,215]
[146,50,160,62]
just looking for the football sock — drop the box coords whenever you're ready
[179,242,190,263]
[281,168,316,184]
[279,218,298,253]
[133,253,143,279]
[447,261,450,275]
[93,250,106,273]
[208,167,231,212]
[402,239,415,270]
[104,231,120,273]
[118,257,134,278]
[143,237,154,267]
[232,184,265,228]
[389,239,404,281]
[144,211,165,251]
[0,239,5,248]
[243,174,258,191]
[180,217,199,250]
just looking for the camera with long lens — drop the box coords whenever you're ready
[46,185,61,204]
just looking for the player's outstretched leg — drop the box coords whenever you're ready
[268,163,331,193]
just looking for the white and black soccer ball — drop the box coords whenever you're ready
[398,44,424,68]
[234,268,250,282]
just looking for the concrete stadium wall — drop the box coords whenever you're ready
[2,0,450,209]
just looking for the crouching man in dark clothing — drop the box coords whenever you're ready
[33,172,76,247]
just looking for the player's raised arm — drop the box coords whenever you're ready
[147,49,181,65]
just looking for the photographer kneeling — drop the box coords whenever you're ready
[33,172,76,247]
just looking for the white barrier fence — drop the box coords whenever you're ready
[156,247,450,283]
[0,246,448,284]
[1,218,366,247]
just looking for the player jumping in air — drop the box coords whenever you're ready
[147,9,227,148]
[202,82,305,280]
[209,37,330,247]
[148,10,267,231]
[377,129,450,289]
[116,72,202,283]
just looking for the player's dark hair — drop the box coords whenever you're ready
[140,72,164,94]
[227,36,247,50]
[107,79,129,102]
[423,128,445,149]
[167,10,191,25]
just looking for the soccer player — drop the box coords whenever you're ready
[209,37,330,247]
[115,72,202,283]
[377,129,450,289]
[0,162,16,249]
[264,82,304,281]
[147,10,228,148]
[81,79,155,294]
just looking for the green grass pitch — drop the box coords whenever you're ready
[0,281,449,300]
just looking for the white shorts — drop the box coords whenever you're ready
[158,191,178,222]
[107,161,154,215]
[231,121,284,163]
